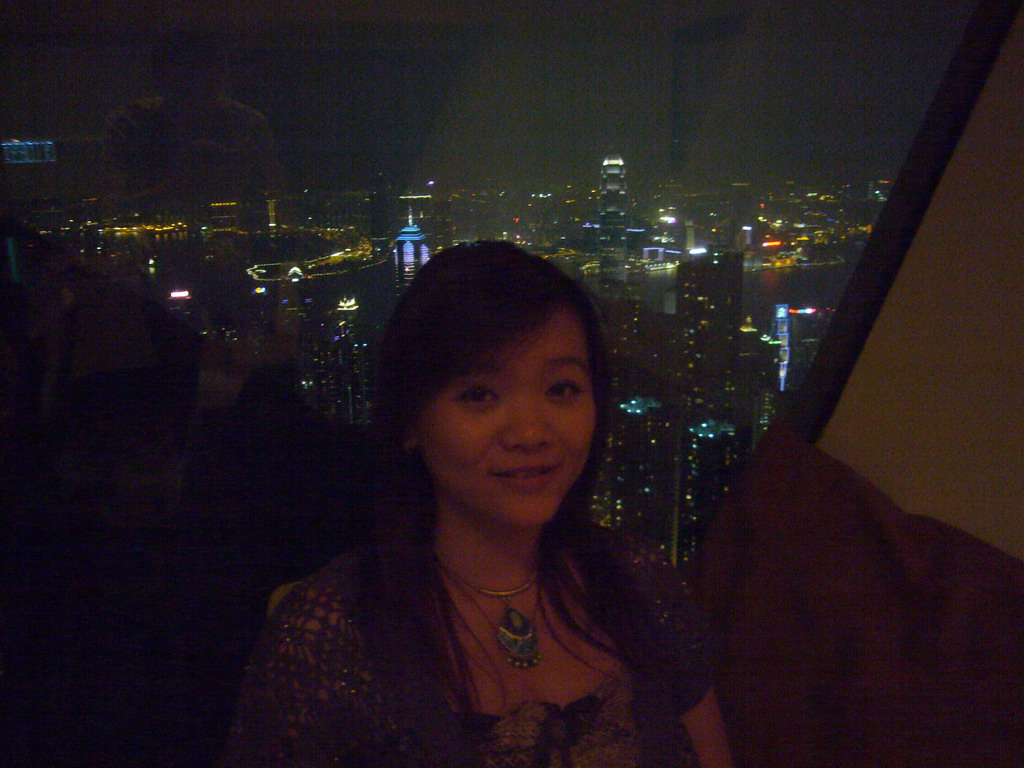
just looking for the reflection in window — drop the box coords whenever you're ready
[1,2,974,564]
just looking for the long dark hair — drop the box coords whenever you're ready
[366,241,632,711]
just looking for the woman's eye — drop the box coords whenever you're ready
[456,385,496,404]
[548,381,582,399]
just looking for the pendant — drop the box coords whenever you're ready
[497,604,541,669]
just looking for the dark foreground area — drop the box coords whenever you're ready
[1,364,372,768]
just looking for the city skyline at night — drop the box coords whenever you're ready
[3,3,1022,767]
[0,145,873,558]
[0,0,982,559]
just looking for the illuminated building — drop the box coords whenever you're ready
[300,296,373,425]
[597,251,750,562]
[676,418,744,563]
[1,139,56,164]
[867,179,891,202]
[276,261,304,337]
[1,138,71,219]
[598,154,628,255]
[673,248,744,413]
[394,212,430,291]
[594,395,683,552]
[590,284,692,557]
[774,304,833,393]
[736,316,778,446]
[774,303,791,391]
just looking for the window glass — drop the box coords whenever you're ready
[1,1,976,568]
[0,7,981,761]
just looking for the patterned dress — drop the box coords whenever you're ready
[219,533,711,767]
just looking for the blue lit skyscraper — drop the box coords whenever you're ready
[394,212,430,291]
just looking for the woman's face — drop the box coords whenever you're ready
[410,307,596,536]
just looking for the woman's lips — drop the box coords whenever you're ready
[492,465,554,478]
[490,464,560,491]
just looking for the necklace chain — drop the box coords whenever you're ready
[435,551,542,669]
[434,550,536,598]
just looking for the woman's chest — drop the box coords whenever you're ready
[454,602,623,715]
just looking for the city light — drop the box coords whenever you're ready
[620,396,662,415]
[2,139,56,163]
[12,150,898,562]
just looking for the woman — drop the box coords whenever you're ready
[220,242,734,767]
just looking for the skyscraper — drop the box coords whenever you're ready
[393,212,431,292]
[674,248,744,412]
[598,154,628,256]
[298,296,372,425]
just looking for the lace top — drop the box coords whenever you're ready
[463,676,698,768]
[219,533,711,768]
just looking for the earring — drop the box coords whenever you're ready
[403,438,418,453]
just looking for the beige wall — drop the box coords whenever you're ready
[819,9,1024,560]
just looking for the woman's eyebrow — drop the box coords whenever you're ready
[546,356,590,372]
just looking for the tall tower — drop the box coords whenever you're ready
[394,211,431,292]
[599,154,628,255]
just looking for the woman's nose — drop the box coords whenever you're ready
[498,398,551,450]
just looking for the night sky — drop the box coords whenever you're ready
[1,0,974,192]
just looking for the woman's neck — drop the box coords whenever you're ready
[433,515,541,590]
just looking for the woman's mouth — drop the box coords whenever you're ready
[492,465,554,479]
[490,464,559,491]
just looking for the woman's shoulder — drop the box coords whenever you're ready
[262,547,372,649]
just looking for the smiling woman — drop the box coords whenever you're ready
[219,242,735,767]
[415,308,596,537]
[0,0,1006,765]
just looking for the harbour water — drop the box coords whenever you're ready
[625,258,861,334]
